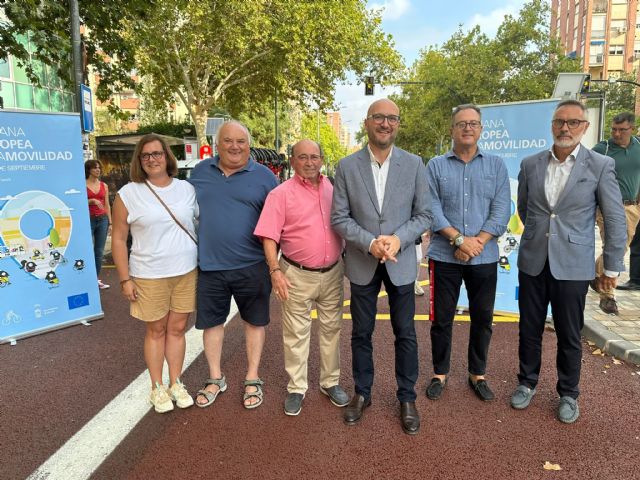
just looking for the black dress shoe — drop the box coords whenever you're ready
[425,377,446,400]
[343,394,370,425]
[400,401,420,435]
[468,378,495,401]
[617,280,640,291]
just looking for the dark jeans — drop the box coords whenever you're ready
[629,219,640,283]
[430,260,497,376]
[518,261,588,399]
[350,263,418,402]
[90,215,109,277]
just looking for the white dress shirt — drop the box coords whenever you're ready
[368,144,393,209]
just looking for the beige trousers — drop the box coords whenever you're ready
[279,257,344,394]
[595,204,640,299]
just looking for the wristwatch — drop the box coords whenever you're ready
[450,233,464,247]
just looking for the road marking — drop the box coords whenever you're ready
[28,302,239,480]
[311,281,519,323]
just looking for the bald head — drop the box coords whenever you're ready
[364,98,400,152]
[367,98,399,118]
[290,138,323,185]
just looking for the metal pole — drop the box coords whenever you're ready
[69,0,83,113]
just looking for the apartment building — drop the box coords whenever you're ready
[326,111,352,148]
[552,0,640,79]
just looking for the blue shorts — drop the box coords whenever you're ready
[195,262,271,329]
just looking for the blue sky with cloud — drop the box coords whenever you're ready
[335,0,529,140]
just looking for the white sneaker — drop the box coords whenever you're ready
[98,280,110,290]
[414,280,424,296]
[150,382,174,413]
[169,379,194,408]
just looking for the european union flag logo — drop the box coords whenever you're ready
[67,293,89,310]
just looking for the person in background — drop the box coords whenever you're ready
[85,160,112,290]
[112,134,198,414]
[591,112,640,312]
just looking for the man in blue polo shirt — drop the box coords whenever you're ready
[189,120,278,410]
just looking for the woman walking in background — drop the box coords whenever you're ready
[85,160,112,290]
[111,134,198,413]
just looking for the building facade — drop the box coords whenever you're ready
[552,0,640,79]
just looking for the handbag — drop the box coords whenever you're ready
[144,181,198,245]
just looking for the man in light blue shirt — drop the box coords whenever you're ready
[425,104,510,403]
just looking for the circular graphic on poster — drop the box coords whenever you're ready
[0,190,72,282]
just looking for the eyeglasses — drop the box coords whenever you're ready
[140,151,165,161]
[611,127,633,133]
[551,119,588,129]
[367,114,401,126]
[454,121,482,130]
[296,154,322,161]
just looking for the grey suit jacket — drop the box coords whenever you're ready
[517,145,626,280]
[331,146,432,286]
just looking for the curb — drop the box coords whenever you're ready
[582,317,640,365]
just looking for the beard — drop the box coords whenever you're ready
[554,135,580,149]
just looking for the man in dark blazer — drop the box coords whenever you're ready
[511,99,626,423]
[331,98,431,435]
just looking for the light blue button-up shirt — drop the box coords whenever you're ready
[426,149,511,265]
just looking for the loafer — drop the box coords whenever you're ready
[599,297,619,315]
[320,384,350,407]
[468,378,495,401]
[616,280,640,291]
[400,401,420,435]
[425,377,446,400]
[343,394,370,425]
[510,384,536,410]
[557,396,580,424]
[284,393,304,416]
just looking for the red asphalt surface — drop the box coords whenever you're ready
[1,267,640,480]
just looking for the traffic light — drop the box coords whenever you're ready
[581,73,591,94]
[365,76,374,96]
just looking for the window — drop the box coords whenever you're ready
[0,81,16,108]
[34,87,50,112]
[15,83,33,109]
[50,90,63,112]
[0,57,9,78]
[609,45,624,55]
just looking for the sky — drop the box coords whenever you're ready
[335,0,530,140]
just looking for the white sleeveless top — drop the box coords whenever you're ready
[118,179,198,278]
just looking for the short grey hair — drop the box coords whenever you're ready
[555,99,587,114]
[214,120,252,146]
[451,104,481,125]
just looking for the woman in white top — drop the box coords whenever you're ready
[112,134,198,413]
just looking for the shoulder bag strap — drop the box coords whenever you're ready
[144,181,197,245]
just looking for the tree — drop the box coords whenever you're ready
[392,0,581,159]
[588,73,637,135]
[1,0,146,106]
[125,0,403,146]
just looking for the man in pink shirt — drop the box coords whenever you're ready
[254,139,347,416]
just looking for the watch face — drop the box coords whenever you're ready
[455,236,464,247]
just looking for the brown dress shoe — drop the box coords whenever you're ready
[343,394,370,425]
[400,401,420,435]
[599,297,619,315]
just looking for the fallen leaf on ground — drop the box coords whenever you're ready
[587,341,595,346]
[592,349,602,355]
[604,364,610,369]
[613,358,623,365]
[543,462,562,471]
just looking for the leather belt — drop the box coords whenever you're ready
[623,200,639,206]
[282,254,339,273]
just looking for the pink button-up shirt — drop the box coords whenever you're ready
[254,174,343,268]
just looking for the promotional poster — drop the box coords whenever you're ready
[0,111,103,343]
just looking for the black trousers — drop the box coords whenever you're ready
[430,260,497,376]
[517,261,588,399]
[350,263,417,402]
[629,219,640,283]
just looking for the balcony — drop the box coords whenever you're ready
[591,29,606,39]
[593,0,607,14]
[589,54,604,65]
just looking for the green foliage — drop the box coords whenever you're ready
[238,100,295,151]
[392,0,581,159]
[1,0,145,110]
[300,113,348,170]
[589,74,637,137]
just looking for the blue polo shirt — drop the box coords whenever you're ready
[189,155,278,271]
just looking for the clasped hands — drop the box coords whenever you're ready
[370,234,401,263]
[454,236,485,262]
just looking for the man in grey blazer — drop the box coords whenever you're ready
[511,99,626,423]
[331,98,431,435]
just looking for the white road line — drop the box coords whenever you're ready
[28,302,238,480]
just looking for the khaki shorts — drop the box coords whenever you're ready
[130,269,197,322]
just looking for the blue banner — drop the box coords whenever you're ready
[0,111,103,343]
[455,99,559,314]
